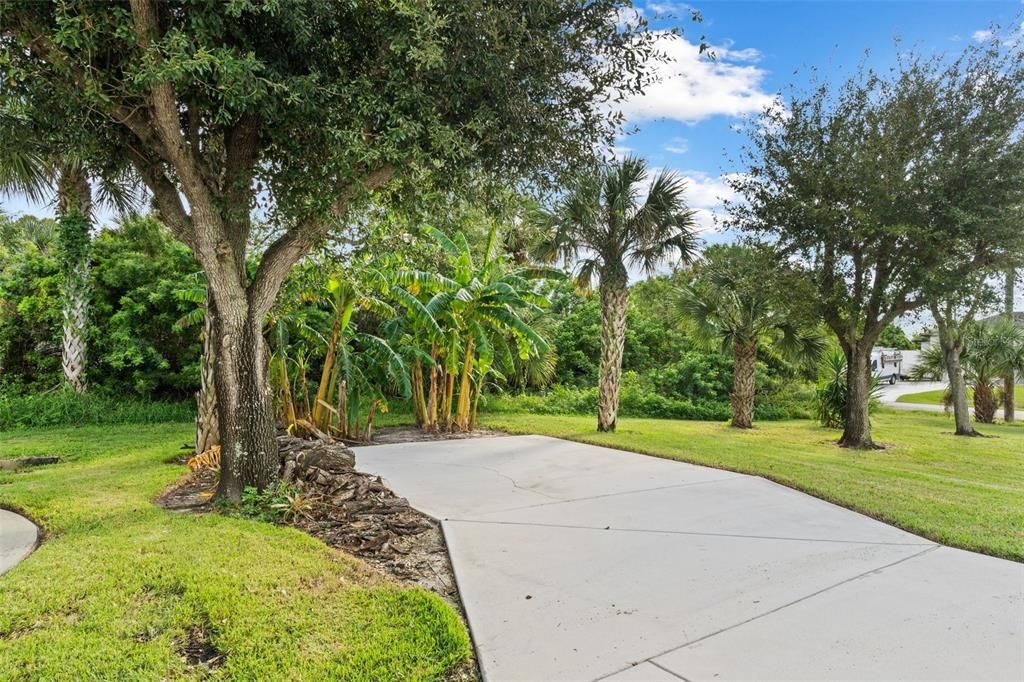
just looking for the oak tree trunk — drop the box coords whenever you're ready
[56,168,92,394]
[942,342,978,435]
[839,345,875,448]
[195,298,220,454]
[597,266,629,432]
[731,342,757,429]
[213,303,279,501]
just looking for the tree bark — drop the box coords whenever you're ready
[195,297,220,454]
[931,305,979,436]
[597,265,629,432]
[973,381,997,424]
[1003,267,1016,422]
[56,167,92,394]
[731,342,757,428]
[839,344,876,448]
[214,303,279,500]
[943,343,979,435]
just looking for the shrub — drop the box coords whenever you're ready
[484,373,809,422]
[813,347,881,428]
[222,484,313,524]
[0,390,193,431]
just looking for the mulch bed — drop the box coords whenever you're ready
[366,425,507,445]
[156,426,502,681]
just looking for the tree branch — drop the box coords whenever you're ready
[248,165,396,316]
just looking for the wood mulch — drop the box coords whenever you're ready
[156,425,501,682]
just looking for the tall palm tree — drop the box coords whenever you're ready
[537,156,698,431]
[0,117,138,392]
[679,245,824,428]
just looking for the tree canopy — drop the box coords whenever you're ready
[729,39,1024,446]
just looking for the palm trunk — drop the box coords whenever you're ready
[195,301,220,453]
[597,266,629,432]
[838,343,876,448]
[442,371,456,430]
[973,381,996,424]
[1003,267,1016,422]
[731,341,757,429]
[364,399,379,441]
[56,167,92,394]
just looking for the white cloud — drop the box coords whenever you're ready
[664,136,688,154]
[612,6,644,28]
[647,1,692,15]
[972,29,994,42]
[679,170,744,235]
[613,32,779,124]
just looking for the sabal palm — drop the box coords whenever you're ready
[679,245,824,428]
[0,117,139,393]
[914,319,1024,423]
[537,155,698,431]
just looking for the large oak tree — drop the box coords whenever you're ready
[1,0,660,497]
[729,41,1024,448]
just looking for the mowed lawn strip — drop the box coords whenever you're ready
[896,385,1024,409]
[0,423,469,681]
[481,410,1024,561]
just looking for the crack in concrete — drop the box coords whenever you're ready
[444,518,938,547]
[593,545,942,681]
[648,659,691,681]
[482,476,742,515]
[433,461,564,500]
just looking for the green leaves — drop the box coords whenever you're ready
[540,155,699,287]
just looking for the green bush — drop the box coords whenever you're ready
[484,372,810,422]
[0,390,193,431]
[813,347,882,428]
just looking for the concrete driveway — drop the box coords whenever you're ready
[0,509,37,577]
[355,435,1024,682]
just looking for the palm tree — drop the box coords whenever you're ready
[537,156,698,431]
[679,245,824,428]
[0,117,138,393]
[914,319,1024,426]
[174,275,219,454]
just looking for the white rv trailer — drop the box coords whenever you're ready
[870,347,921,384]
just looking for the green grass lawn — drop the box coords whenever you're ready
[481,410,1024,562]
[896,385,1024,409]
[0,423,469,681]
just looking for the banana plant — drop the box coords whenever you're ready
[393,225,558,431]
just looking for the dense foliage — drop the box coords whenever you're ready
[730,40,1024,447]
[0,211,818,428]
[0,214,201,398]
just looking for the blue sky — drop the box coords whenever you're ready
[618,0,1024,242]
